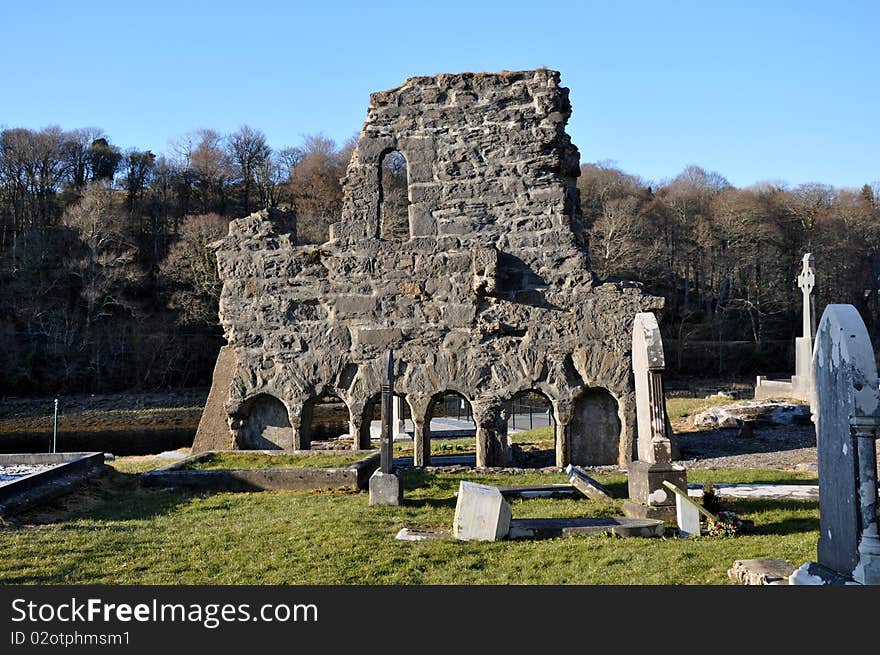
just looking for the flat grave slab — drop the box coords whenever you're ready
[508,516,664,539]
[497,484,579,499]
[687,483,818,501]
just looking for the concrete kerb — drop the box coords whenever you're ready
[142,449,380,492]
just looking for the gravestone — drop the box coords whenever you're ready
[662,480,717,538]
[565,464,612,501]
[809,304,880,584]
[755,253,815,401]
[369,350,402,506]
[452,481,512,541]
[624,312,687,522]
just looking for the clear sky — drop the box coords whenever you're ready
[1,0,877,189]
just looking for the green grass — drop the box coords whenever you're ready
[394,437,476,456]
[0,468,818,585]
[107,455,167,474]
[183,451,370,470]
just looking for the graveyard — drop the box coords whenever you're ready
[1,68,878,587]
[0,459,819,585]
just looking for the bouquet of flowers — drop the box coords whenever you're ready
[706,510,743,537]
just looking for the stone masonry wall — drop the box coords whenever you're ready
[197,69,663,467]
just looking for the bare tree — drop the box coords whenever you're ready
[228,126,271,214]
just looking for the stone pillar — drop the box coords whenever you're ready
[392,396,407,438]
[348,413,361,450]
[624,312,687,523]
[812,304,880,584]
[293,402,309,451]
[412,419,430,467]
[474,402,509,468]
[556,420,570,469]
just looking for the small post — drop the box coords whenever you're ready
[52,398,59,454]
[380,349,394,474]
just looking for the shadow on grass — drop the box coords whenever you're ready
[601,480,629,499]
[728,499,820,536]
[401,497,458,509]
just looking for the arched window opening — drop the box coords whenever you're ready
[425,391,477,463]
[360,393,411,448]
[238,394,293,450]
[378,150,409,241]
[506,390,556,468]
[301,391,353,450]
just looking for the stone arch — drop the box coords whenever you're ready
[568,387,621,465]
[378,149,410,241]
[419,390,476,465]
[300,390,354,450]
[236,393,294,450]
[359,392,411,450]
[505,389,558,468]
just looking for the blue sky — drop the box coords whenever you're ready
[1,0,877,188]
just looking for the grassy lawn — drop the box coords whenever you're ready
[394,437,476,456]
[0,468,818,585]
[183,451,371,470]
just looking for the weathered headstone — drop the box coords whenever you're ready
[808,304,880,584]
[755,253,815,401]
[369,350,402,506]
[452,481,512,541]
[662,480,716,537]
[624,312,687,522]
[565,464,612,501]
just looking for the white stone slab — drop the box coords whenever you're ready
[452,481,511,541]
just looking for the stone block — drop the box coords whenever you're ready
[626,459,686,508]
[621,500,677,523]
[354,328,402,348]
[728,559,795,586]
[452,481,511,541]
[369,470,402,506]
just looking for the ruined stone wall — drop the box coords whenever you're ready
[199,69,663,467]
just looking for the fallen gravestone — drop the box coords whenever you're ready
[624,312,687,522]
[565,465,612,501]
[790,304,880,585]
[395,527,453,541]
[452,481,512,541]
[662,480,717,537]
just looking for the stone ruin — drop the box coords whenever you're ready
[193,68,663,468]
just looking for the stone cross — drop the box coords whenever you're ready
[813,304,880,584]
[380,349,394,474]
[797,253,815,340]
